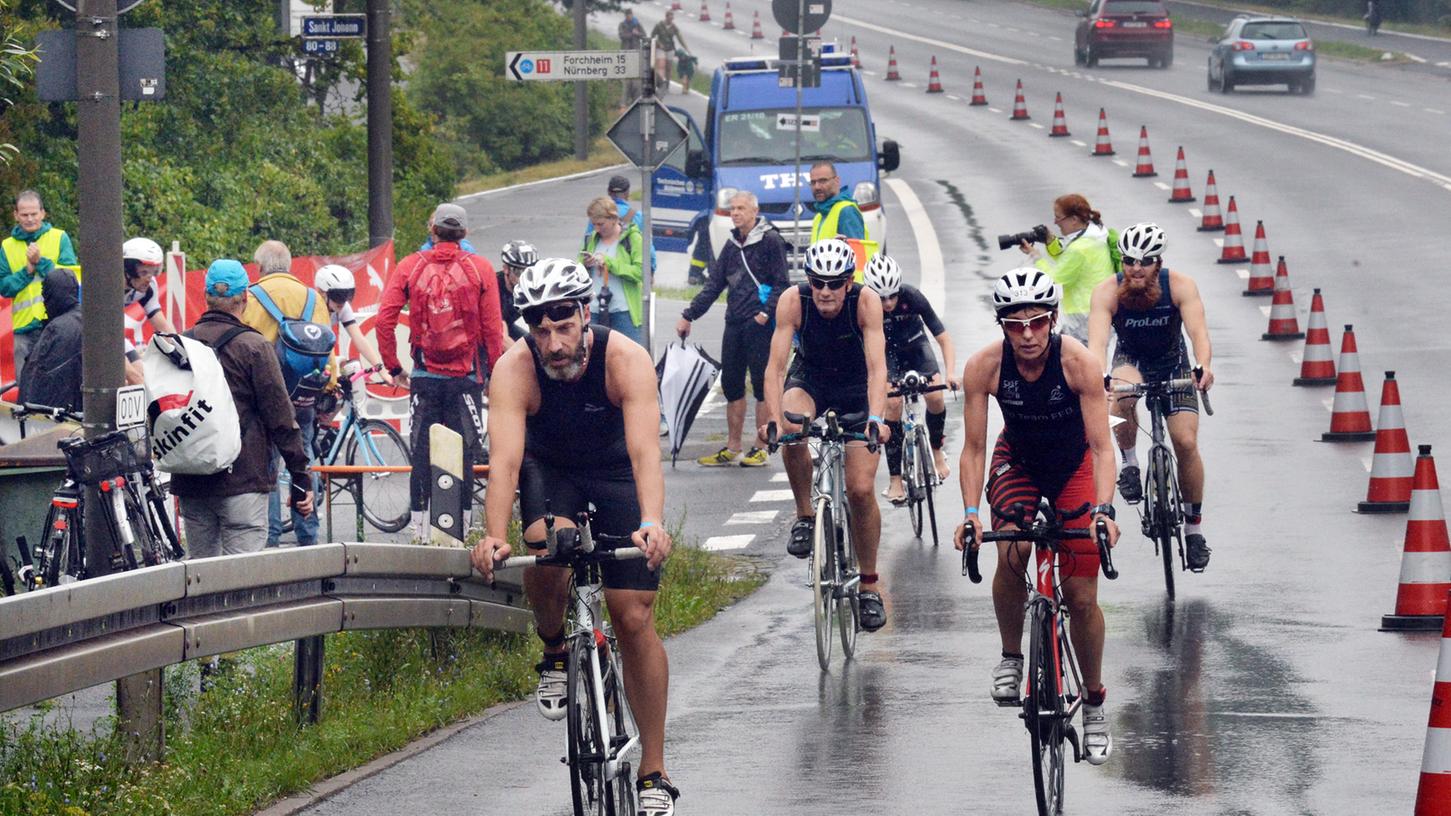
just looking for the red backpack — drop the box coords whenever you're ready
[409,252,485,377]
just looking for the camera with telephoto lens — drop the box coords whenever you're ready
[997,224,1051,251]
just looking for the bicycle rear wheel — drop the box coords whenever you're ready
[904,433,923,538]
[917,429,939,546]
[346,420,412,534]
[812,496,836,670]
[567,637,609,815]
[1026,599,1066,816]
[837,499,859,659]
[1150,446,1177,598]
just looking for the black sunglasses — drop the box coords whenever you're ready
[523,301,583,327]
[808,276,848,291]
[1122,256,1160,268]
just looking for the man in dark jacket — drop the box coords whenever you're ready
[16,268,82,411]
[676,190,789,467]
[171,260,313,557]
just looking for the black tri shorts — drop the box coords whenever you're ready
[887,337,940,382]
[1112,344,1199,415]
[784,361,871,432]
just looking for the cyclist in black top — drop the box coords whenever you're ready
[861,254,959,503]
[1087,223,1214,571]
[956,268,1120,765]
[470,258,679,815]
[761,238,892,631]
[498,240,536,342]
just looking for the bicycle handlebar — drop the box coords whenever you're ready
[888,383,949,399]
[960,501,1118,581]
[495,544,645,571]
[1107,366,1213,417]
[12,403,84,424]
[767,410,880,454]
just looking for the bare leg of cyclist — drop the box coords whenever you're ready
[606,588,670,780]
[1168,411,1204,503]
[991,539,1032,651]
[845,444,882,578]
[925,383,950,479]
[521,518,576,643]
[1060,576,1106,691]
[883,397,906,502]
[781,389,817,520]
[1109,363,1143,454]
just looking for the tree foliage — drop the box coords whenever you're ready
[0,0,37,165]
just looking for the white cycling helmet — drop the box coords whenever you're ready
[1117,222,1167,262]
[863,254,902,298]
[122,237,164,266]
[514,257,593,310]
[500,240,538,270]
[805,238,856,279]
[314,264,355,294]
[993,267,1061,314]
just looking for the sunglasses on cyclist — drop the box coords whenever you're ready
[1122,256,1159,268]
[523,301,583,327]
[999,312,1054,335]
[807,276,848,291]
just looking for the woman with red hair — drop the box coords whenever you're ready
[1018,193,1116,342]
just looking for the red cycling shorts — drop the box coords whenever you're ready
[986,433,1099,580]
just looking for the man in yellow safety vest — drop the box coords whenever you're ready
[0,190,81,383]
[807,161,877,281]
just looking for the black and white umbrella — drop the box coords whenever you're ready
[656,340,721,467]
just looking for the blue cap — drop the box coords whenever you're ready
[205,259,250,297]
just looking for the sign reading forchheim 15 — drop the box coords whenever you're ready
[506,50,643,82]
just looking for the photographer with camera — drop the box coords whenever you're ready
[1001,194,1115,343]
[582,196,646,347]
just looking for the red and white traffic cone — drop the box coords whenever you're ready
[1216,196,1246,263]
[1010,79,1030,119]
[1294,289,1337,386]
[1132,126,1157,177]
[1242,222,1274,294]
[1197,169,1224,231]
[1413,600,1451,808]
[1322,324,1377,442]
[700,0,711,22]
[1167,147,1195,202]
[671,0,682,11]
[723,2,735,29]
[850,36,862,68]
[1360,372,1414,513]
[926,56,944,93]
[1381,447,1451,630]
[751,10,763,39]
[1261,257,1303,341]
[1091,108,1115,156]
[885,45,901,80]
[969,66,988,105]
[1048,93,1070,137]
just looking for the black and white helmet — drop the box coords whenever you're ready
[863,254,902,298]
[513,257,593,310]
[805,238,856,279]
[500,240,538,270]
[992,268,1061,314]
[1117,222,1167,262]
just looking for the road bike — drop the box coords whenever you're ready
[964,499,1117,816]
[1109,368,1213,598]
[496,510,641,816]
[889,370,949,546]
[305,361,412,534]
[769,410,878,671]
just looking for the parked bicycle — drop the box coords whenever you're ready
[964,499,1117,816]
[1109,368,1213,598]
[495,509,641,816]
[769,409,879,671]
[305,361,412,534]
[889,370,949,545]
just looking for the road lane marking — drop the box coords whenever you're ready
[697,389,727,416]
[1406,54,1428,64]
[1258,305,1272,317]
[1048,36,1062,41]
[1070,139,1086,147]
[703,534,755,551]
[1362,457,1373,473]
[1212,238,1224,247]
[902,82,917,88]
[884,177,947,312]
[1427,108,1446,114]
[1290,351,1303,364]
[947,94,962,100]
[1188,208,1203,218]
[727,510,779,525]
[751,489,796,502]
[1153,181,1171,191]
[1112,159,1129,167]
[771,472,789,482]
[1357,94,1377,100]
[1322,398,1334,412]
[1236,269,1249,279]
[988,107,1003,113]
[1391,100,1412,107]
[1029,122,1044,129]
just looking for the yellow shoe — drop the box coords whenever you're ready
[697,447,740,467]
[739,447,769,467]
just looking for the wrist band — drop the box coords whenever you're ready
[869,414,884,424]
[964,506,978,518]
[638,521,655,530]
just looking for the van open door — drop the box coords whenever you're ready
[651,108,710,254]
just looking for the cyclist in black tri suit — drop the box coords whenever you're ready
[470,258,679,816]
[862,253,959,503]
[1086,222,1214,571]
[955,268,1121,765]
[497,239,537,342]
[761,238,893,632]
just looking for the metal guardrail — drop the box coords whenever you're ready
[0,543,532,713]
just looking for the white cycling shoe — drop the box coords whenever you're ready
[991,656,1024,705]
[1082,700,1113,765]
[535,654,568,722]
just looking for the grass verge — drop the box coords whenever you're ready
[0,539,761,816]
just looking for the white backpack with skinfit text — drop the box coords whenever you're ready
[143,331,246,474]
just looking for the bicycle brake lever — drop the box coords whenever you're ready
[1095,520,1119,580]
[962,521,983,583]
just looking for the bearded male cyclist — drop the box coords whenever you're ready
[469,258,679,815]
[761,238,892,631]
[954,269,1121,765]
[1086,222,1214,571]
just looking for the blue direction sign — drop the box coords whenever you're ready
[302,14,366,38]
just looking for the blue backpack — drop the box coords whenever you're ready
[248,285,336,401]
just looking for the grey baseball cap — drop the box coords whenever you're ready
[432,202,468,230]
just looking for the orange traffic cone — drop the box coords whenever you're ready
[1243,222,1274,295]
[1167,147,1195,202]
[700,0,711,21]
[671,0,682,10]
[751,10,763,39]
[1322,324,1376,442]
[1048,93,1070,137]
[926,56,944,93]
[1382,447,1451,630]
[969,66,988,105]
[1091,108,1115,156]
[1360,372,1414,513]
[1010,79,1029,119]
[723,3,735,29]
[1216,196,1246,263]
[1132,126,1157,177]
[1261,258,1303,341]
[1197,169,1224,231]
[886,46,901,80]
[850,36,861,68]
[1294,289,1337,386]
[1412,601,1451,808]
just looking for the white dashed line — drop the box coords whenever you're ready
[988,107,1003,113]
[1070,140,1087,147]
[1290,351,1303,364]
[1361,457,1374,473]
[1391,100,1412,107]
[1357,94,1377,100]
[1258,305,1272,317]
[1029,122,1044,129]
[1188,207,1203,218]
[1212,238,1224,247]
[727,510,779,525]
[1426,108,1446,114]
[1406,54,1428,64]
[1438,61,1451,68]
[703,534,756,551]
[1321,398,1335,412]
[947,94,962,100]
[1237,269,1250,280]
[770,472,789,483]
[863,70,877,76]
[902,82,917,88]
[1048,35,1062,41]
[1113,159,1129,167]
[1153,181,1171,191]
[750,489,796,502]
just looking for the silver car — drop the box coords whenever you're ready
[1207,15,1316,95]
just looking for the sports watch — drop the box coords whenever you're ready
[1092,503,1116,520]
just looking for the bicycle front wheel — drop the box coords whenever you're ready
[567,639,609,815]
[837,498,859,659]
[1150,447,1177,598]
[1026,599,1066,816]
[917,429,939,546]
[812,496,836,670]
[904,433,924,538]
[345,420,412,534]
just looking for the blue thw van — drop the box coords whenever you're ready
[651,45,901,267]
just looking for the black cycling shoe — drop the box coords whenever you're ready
[1117,465,1143,504]
[858,590,887,632]
[1185,533,1211,572]
[787,516,814,558]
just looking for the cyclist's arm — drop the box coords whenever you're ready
[343,322,385,371]
[483,347,531,543]
[1170,270,1213,387]
[609,336,666,528]
[147,310,178,336]
[957,345,997,515]
[1086,277,1118,373]
[858,287,889,422]
[1064,343,1118,508]
[764,288,802,427]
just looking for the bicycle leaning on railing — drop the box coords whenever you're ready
[963,498,1117,816]
[889,370,950,546]
[494,509,642,816]
[1108,367,1213,598]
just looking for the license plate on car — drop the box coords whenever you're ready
[1122,21,1148,27]
[1263,52,1290,60]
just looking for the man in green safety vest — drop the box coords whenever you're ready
[808,161,877,281]
[0,190,81,383]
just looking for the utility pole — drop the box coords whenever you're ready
[573,0,589,160]
[367,0,393,247]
